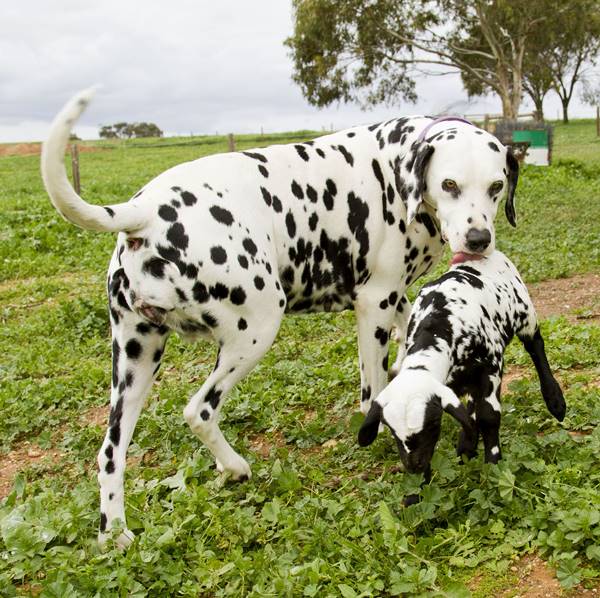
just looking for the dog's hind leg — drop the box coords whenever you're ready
[183,301,284,480]
[98,310,170,548]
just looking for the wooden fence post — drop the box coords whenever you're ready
[596,106,599,137]
[228,133,235,152]
[70,144,81,194]
[483,114,490,132]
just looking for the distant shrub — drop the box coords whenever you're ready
[99,122,163,139]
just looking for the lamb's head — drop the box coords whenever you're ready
[358,371,474,476]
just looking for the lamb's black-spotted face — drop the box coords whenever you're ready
[423,131,515,257]
[384,394,443,474]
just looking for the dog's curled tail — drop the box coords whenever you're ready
[41,88,149,233]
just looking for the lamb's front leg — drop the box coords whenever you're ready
[389,295,411,380]
[520,328,566,421]
[355,291,397,414]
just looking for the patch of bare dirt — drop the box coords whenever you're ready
[0,404,111,499]
[0,442,64,499]
[502,365,530,394]
[0,143,43,157]
[0,142,105,157]
[248,431,287,459]
[529,273,600,322]
[499,272,600,392]
[498,554,600,597]
[501,554,563,597]
[81,404,109,427]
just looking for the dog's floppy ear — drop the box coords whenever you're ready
[405,143,435,225]
[358,402,383,447]
[505,147,519,227]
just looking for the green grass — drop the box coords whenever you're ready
[552,119,600,166]
[0,122,599,596]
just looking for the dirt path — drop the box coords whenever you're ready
[0,405,108,499]
[529,272,600,322]
[0,142,104,157]
[0,443,64,498]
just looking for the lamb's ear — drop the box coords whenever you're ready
[505,147,519,227]
[358,402,383,447]
[437,384,473,432]
[405,143,435,225]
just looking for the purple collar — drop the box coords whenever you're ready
[417,116,474,143]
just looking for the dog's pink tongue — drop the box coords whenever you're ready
[451,252,485,265]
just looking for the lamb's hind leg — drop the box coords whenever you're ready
[475,373,503,464]
[520,328,566,421]
[183,304,284,479]
[456,395,479,460]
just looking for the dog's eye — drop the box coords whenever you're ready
[489,181,504,195]
[442,179,458,193]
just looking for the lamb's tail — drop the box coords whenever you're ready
[41,88,149,233]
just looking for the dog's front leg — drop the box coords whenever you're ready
[355,291,396,415]
[389,295,411,380]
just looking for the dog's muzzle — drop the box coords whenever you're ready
[465,228,491,253]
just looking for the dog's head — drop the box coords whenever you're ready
[402,123,519,259]
[358,372,474,474]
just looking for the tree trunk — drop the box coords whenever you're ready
[533,103,544,122]
[530,93,545,121]
[511,90,522,121]
[561,98,570,124]
[500,92,516,119]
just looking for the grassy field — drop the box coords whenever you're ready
[0,120,599,596]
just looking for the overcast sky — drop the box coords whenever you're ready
[0,0,593,143]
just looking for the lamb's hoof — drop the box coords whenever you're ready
[544,383,566,422]
[456,447,478,462]
[403,493,420,506]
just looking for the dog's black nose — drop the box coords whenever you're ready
[465,228,491,252]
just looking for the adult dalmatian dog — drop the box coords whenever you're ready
[41,89,518,545]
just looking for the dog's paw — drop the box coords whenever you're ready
[98,527,135,550]
[219,455,251,482]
